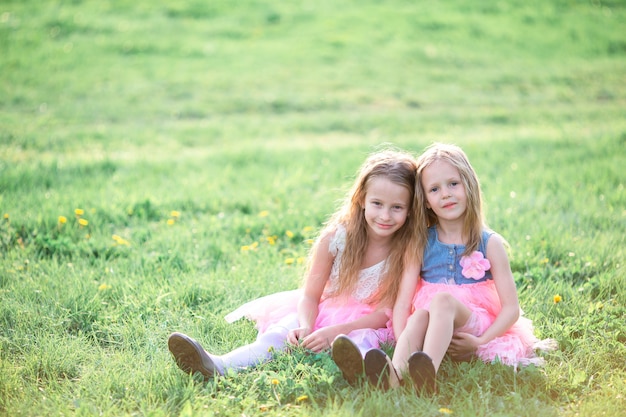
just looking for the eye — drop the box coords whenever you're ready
[429,186,438,193]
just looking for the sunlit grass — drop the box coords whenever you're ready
[1,0,625,415]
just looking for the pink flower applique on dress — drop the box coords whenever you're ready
[460,251,491,279]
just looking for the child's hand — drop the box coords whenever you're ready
[299,326,338,352]
[287,327,312,346]
[449,332,480,359]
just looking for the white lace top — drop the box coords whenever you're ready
[325,224,387,302]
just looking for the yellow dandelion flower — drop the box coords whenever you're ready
[170,210,180,218]
[251,241,259,249]
[540,258,549,265]
[78,218,88,226]
[74,208,84,216]
[297,257,306,264]
[241,245,250,251]
[98,283,111,291]
[306,239,314,245]
[302,226,314,233]
[553,295,562,304]
[3,213,8,220]
[285,257,295,265]
[58,215,67,224]
[271,378,279,385]
[439,408,453,415]
[285,230,294,238]
[112,235,130,246]
[266,236,276,245]
[259,210,269,217]
[167,219,175,226]
[296,395,309,402]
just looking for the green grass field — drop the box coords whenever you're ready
[1,0,625,415]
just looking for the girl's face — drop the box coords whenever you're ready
[362,176,411,239]
[421,159,467,223]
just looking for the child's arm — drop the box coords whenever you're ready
[451,234,520,353]
[306,258,420,349]
[297,247,418,352]
[477,233,520,344]
[392,261,420,340]
[287,231,334,346]
[300,308,390,353]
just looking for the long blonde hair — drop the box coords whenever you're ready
[415,143,485,255]
[308,149,420,308]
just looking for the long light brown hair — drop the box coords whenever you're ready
[308,149,421,308]
[415,143,485,256]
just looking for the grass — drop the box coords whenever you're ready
[1,0,625,415]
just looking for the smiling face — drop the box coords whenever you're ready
[421,159,468,223]
[362,176,412,239]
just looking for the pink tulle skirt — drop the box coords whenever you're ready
[225,289,393,350]
[412,280,555,367]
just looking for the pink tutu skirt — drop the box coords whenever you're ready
[412,280,555,367]
[225,289,393,349]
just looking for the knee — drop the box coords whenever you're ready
[407,309,429,328]
[429,292,456,312]
[258,325,290,344]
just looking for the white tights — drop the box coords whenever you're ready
[209,316,380,374]
[210,316,299,374]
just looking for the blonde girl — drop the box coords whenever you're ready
[364,143,554,393]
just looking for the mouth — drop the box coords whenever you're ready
[442,202,456,209]
[376,223,393,230]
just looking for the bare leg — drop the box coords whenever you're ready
[392,309,429,376]
[421,292,472,372]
